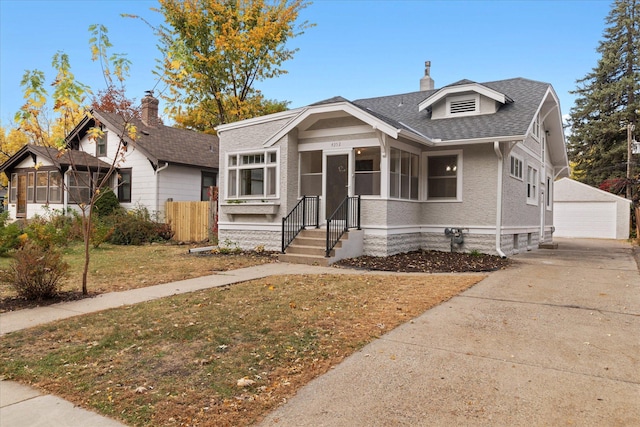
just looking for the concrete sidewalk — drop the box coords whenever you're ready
[259,238,640,426]
[1,238,639,426]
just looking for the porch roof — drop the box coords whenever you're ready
[0,144,112,174]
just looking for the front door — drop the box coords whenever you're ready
[325,154,349,218]
[17,174,27,218]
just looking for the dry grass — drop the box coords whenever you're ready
[0,272,484,426]
[0,243,277,307]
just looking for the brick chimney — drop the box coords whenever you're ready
[141,90,159,127]
[420,60,434,91]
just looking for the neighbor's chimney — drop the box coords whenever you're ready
[420,60,434,91]
[141,90,159,127]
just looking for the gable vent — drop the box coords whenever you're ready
[449,98,476,114]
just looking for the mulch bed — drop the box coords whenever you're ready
[335,250,510,273]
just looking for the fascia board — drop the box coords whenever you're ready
[215,108,302,134]
[431,135,526,146]
[418,83,508,112]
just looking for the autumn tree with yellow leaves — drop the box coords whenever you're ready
[142,0,311,131]
[14,25,137,295]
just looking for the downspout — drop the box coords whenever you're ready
[493,141,507,258]
[155,162,169,218]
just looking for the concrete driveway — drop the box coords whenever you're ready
[260,238,640,426]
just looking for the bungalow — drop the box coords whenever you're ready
[215,63,569,262]
[1,93,219,221]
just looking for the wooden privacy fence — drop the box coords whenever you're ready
[165,200,216,242]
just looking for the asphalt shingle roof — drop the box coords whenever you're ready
[351,78,551,141]
[94,111,219,169]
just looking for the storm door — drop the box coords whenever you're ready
[325,154,349,218]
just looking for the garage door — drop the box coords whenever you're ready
[553,202,616,238]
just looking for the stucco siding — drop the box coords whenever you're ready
[503,144,540,228]
[422,144,496,226]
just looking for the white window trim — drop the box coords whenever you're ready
[225,147,280,200]
[526,164,539,206]
[446,94,479,118]
[423,149,463,202]
[509,154,524,181]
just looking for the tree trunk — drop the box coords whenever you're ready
[81,209,91,295]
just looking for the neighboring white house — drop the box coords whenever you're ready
[215,64,570,261]
[1,93,219,221]
[553,177,631,239]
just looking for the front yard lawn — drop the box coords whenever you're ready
[0,243,277,312]
[0,272,484,426]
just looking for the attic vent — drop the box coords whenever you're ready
[449,98,477,114]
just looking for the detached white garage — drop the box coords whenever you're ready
[553,177,631,239]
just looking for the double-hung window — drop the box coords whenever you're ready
[27,172,35,202]
[426,151,461,201]
[68,171,91,204]
[227,150,278,199]
[118,169,132,203]
[96,132,107,157]
[509,155,523,180]
[49,171,62,203]
[10,174,17,203]
[201,172,217,201]
[35,171,48,203]
[527,165,538,205]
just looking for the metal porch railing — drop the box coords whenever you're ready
[281,195,320,253]
[326,195,361,257]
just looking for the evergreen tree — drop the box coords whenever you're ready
[567,0,640,196]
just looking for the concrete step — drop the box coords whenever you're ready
[278,253,330,267]
[285,244,329,257]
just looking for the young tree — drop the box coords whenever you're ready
[567,0,640,197]
[14,25,136,295]
[133,0,311,130]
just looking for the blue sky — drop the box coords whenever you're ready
[1,0,613,128]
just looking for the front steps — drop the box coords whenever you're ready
[279,228,363,266]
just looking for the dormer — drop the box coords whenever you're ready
[418,81,513,119]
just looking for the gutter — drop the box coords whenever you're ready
[155,162,169,216]
[493,141,507,258]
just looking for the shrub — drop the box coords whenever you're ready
[0,212,24,256]
[106,206,173,245]
[0,241,69,300]
[94,188,121,217]
[90,220,114,248]
[24,208,82,248]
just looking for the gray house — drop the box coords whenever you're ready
[215,65,569,263]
